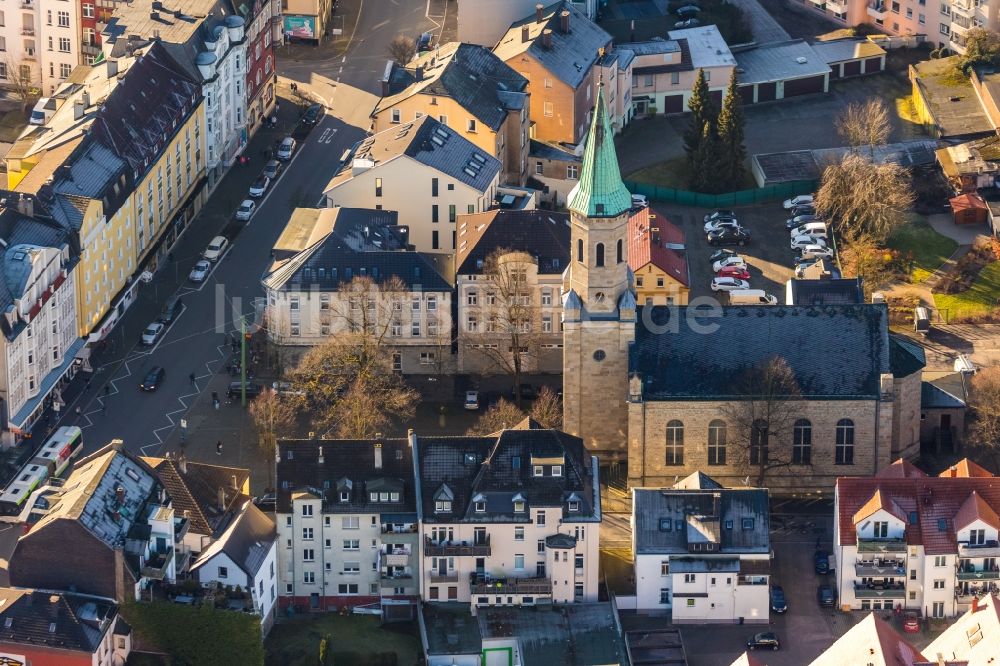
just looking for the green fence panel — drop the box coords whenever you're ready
[622,179,817,208]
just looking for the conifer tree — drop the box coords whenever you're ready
[716,69,746,190]
[683,69,714,160]
[690,121,718,192]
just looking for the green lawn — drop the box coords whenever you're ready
[934,261,1000,320]
[265,613,421,666]
[886,218,958,283]
[626,157,755,192]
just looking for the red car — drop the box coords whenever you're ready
[717,266,751,280]
[903,612,920,633]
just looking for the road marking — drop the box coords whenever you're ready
[343,0,365,56]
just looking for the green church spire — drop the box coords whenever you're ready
[567,84,632,219]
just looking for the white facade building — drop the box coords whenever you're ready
[631,473,771,624]
[0,0,80,95]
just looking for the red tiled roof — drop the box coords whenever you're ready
[837,476,1000,555]
[939,458,994,478]
[627,207,688,287]
[877,459,928,479]
[953,491,1000,531]
[853,488,908,524]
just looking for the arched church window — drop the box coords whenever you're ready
[595,243,605,267]
[617,239,623,264]
[577,239,583,263]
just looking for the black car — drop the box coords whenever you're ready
[140,366,166,391]
[707,227,751,246]
[770,585,787,614]
[253,493,276,512]
[301,103,325,126]
[814,550,830,574]
[708,248,738,264]
[416,31,433,51]
[817,584,836,608]
[227,381,263,399]
[158,295,183,324]
[791,204,816,217]
[511,383,538,400]
[746,632,780,651]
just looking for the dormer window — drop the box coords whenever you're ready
[390,492,400,502]
[435,500,452,513]
[552,465,562,477]
[475,501,486,513]
[380,492,389,502]
[568,500,579,512]
[514,501,525,512]
[533,465,543,477]
[741,518,754,530]
[339,491,350,503]
[659,518,672,532]
[369,492,378,502]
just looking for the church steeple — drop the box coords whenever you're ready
[567,84,632,219]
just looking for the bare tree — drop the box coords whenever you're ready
[722,357,803,488]
[468,249,543,407]
[529,386,562,429]
[835,99,891,157]
[248,390,297,489]
[969,365,1000,469]
[4,54,39,105]
[285,275,418,438]
[387,34,417,67]
[814,152,915,246]
[467,399,525,436]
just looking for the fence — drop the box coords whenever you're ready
[624,179,817,208]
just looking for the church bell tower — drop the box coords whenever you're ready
[562,83,636,459]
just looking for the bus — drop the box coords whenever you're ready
[0,426,83,520]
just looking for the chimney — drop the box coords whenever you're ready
[17,196,33,217]
[950,466,957,478]
[73,100,85,120]
[380,78,389,96]
[521,25,530,43]
[535,3,544,21]
[217,487,226,512]
[542,29,553,50]
[178,453,188,475]
[318,446,324,464]
[106,59,118,77]
[972,596,980,613]
[374,441,383,470]
[150,10,159,20]
[231,474,238,491]
[415,65,424,81]
[115,486,125,505]
[560,10,570,33]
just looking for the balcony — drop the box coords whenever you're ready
[951,0,975,16]
[81,43,101,56]
[866,2,888,18]
[19,1,32,8]
[857,538,907,554]
[380,570,413,581]
[470,576,553,596]
[429,572,459,583]
[381,523,417,535]
[21,27,34,36]
[853,582,906,599]
[854,560,906,577]
[424,535,491,557]
[957,568,1000,581]
[825,0,846,12]
[174,549,192,574]
[174,517,189,543]
[141,548,174,580]
[385,553,410,567]
[958,541,1000,558]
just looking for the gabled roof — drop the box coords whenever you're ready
[493,2,612,89]
[374,42,528,132]
[889,335,926,378]
[0,587,122,654]
[876,459,928,479]
[191,501,276,578]
[567,84,632,219]
[921,381,967,409]
[627,207,688,287]
[455,209,570,276]
[141,455,250,537]
[941,458,993,478]
[925,592,1000,665]
[808,613,927,666]
[853,489,908,524]
[631,305,892,400]
[729,653,768,666]
[953,491,1000,531]
[787,278,863,306]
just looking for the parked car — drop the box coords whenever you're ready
[711,277,750,292]
[903,611,920,633]
[416,31,433,51]
[631,193,648,209]
[203,236,229,262]
[794,256,839,278]
[263,159,282,180]
[253,493,276,512]
[712,255,747,273]
[141,321,165,345]
[236,199,256,221]
[785,213,821,229]
[709,248,738,264]
[783,193,814,210]
[159,295,183,324]
[272,381,305,397]
[717,265,750,280]
[817,584,836,608]
[707,227,751,246]
[189,259,212,283]
[276,136,296,160]
[674,17,699,27]
[249,174,270,198]
[704,209,737,223]
[789,222,828,240]
[511,384,538,400]
[814,550,830,574]
[770,586,787,614]
[746,632,780,651]
[227,381,263,399]
[798,243,835,260]
[139,366,166,391]
[464,391,479,410]
[791,235,828,251]
[301,103,325,126]
[791,204,816,217]
[704,217,741,234]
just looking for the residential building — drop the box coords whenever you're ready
[454,209,569,374]
[281,0,330,43]
[276,436,420,611]
[419,601,627,666]
[243,0,280,134]
[457,0,598,47]
[627,206,689,306]
[0,204,83,440]
[262,207,455,373]
[631,473,770,623]
[101,0,248,190]
[527,139,582,207]
[415,418,601,610]
[0,0,81,95]
[373,43,530,186]
[9,440,183,601]
[0,587,132,666]
[493,2,616,144]
[833,459,1000,619]
[80,0,107,65]
[926,592,1000,665]
[323,116,503,254]
[191,501,279,634]
[807,613,935,666]
[920,373,967,455]
[936,136,1000,192]
[595,46,634,131]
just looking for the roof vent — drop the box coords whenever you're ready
[796,56,808,64]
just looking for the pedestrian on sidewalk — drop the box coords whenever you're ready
[75,406,81,416]
[216,441,223,456]
[189,372,196,385]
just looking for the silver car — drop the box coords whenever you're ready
[188,259,212,283]
[141,321,165,345]
[276,136,296,160]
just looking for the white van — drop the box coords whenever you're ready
[729,289,778,305]
[789,222,827,240]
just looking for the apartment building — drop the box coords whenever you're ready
[373,42,530,186]
[0,204,82,440]
[276,437,420,611]
[262,207,455,373]
[324,116,503,254]
[454,209,569,374]
[0,0,81,95]
[457,0,598,47]
[414,418,601,612]
[627,206,689,306]
[244,0,280,133]
[834,458,1000,619]
[632,473,770,623]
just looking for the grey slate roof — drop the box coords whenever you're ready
[631,304,892,400]
[493,1,612,89]
[414,418,599,524]
[52,141,128,202]
[455,209,570,275]
[889,334,926,378]
[633,482,770,555]
[528,139,581,162]
[191,501,276,578]
[921,381,966,409]
[787,277,863,305]
[0,588,120,654]
[733,39,831,86]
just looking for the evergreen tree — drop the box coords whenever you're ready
[683,69,715,159]
[716,69,746,190]
[690,121,718,192]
